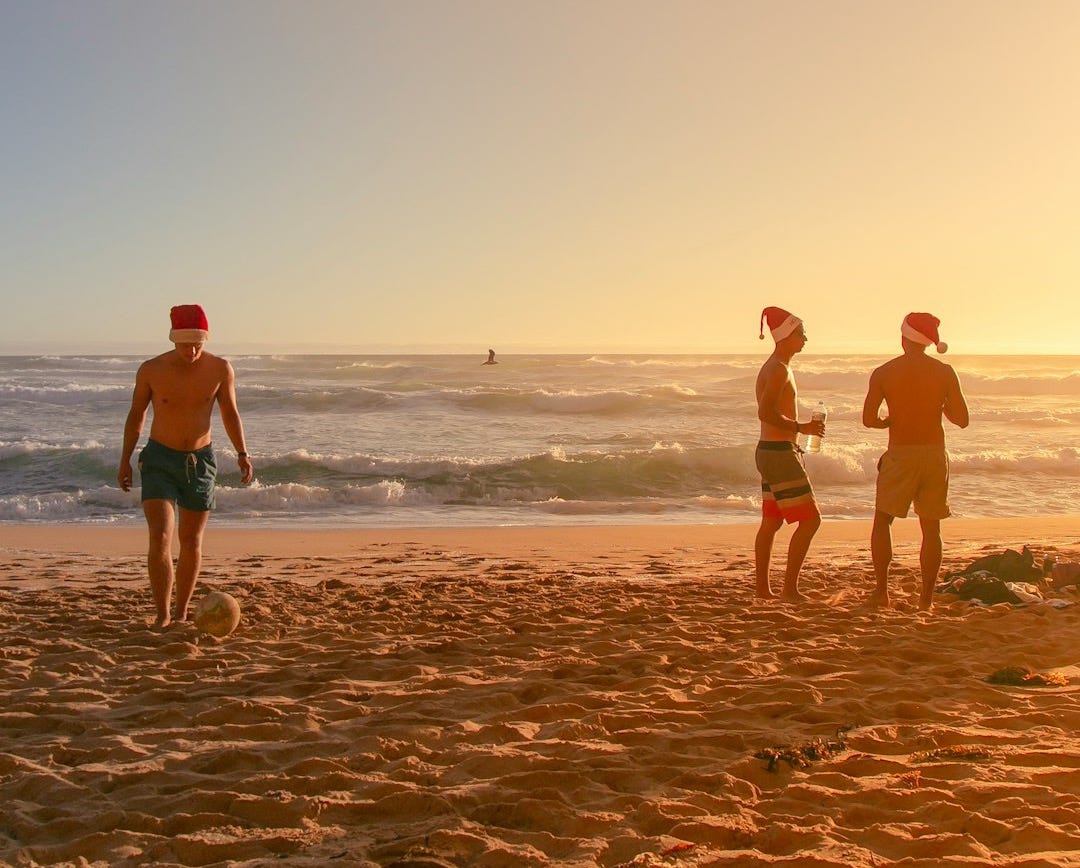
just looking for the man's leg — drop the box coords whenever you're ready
[918,516,942,611]
[755,515,784,599]
[175,507,211,621]
[870,509,894,606]
[783,508,821,601]
[143,499,176,627]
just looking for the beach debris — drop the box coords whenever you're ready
[659,842,696,857]
[987,666,1069,687]
[612,845,698,868]
[939,572,1022,604]
[1045,556,1080,590]
[940,568,1075,607]
[385,854,457,868]
[612,840,698,866]
[948,546,1041,582]
[754,726,853,772]
[893,770,922,788]
[910,745,996,763]
[939,546,1051,604]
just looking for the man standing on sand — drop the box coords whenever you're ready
[754,306,826,602]
[118,305,254,627]
[863,312,969,611]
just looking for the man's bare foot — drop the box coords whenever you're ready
[152,614,172,629]
[755,586,777,600]
[867,591,891,609]
[918,598,934,612]
[176,608,192,622]
[780,588,808,603]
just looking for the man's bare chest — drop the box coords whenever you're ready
[151,378,221,411]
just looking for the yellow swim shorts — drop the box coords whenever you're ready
[875,445,950,520]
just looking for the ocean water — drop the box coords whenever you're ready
[1,353,1077,527]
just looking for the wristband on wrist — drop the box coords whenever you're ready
[238,451,248,458]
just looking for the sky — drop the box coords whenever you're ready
[2,0,1079,355]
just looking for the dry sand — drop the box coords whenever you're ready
[2,518,1079,867]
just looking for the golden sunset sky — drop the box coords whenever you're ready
[3,1,1079,354]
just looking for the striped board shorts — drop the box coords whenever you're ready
[755,440,817,524]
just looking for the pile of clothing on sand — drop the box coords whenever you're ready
[938,546,1079,608]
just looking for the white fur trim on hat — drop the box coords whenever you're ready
[901,320,947,353]
[769,314,802,342]
[759,307,804,343]
[169,328,209,343]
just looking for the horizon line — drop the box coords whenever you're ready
[1,342,1076,358]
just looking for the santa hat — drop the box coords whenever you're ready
[169,304,209,343]
[759,306,803,342]
[901,312,947,353]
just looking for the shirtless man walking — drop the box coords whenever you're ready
[754,306,826,601]
[118,305,254,627]
[863,312,969,611]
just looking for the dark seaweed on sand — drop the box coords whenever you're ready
[987,666,1069,687]
[910,745,996,763]
[754,726,853,772]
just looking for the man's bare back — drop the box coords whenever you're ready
[863,317,970,612]
[864,352,968,446]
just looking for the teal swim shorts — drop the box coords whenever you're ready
[138,439,217,511]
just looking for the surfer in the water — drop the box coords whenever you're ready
[483,349,498,365]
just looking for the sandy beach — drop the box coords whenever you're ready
[2,518,1079,867]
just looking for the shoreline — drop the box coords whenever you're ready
[5,515,1078,561]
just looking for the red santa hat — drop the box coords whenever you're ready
[169,304,209,343]
[758,306,803,342]
[901,312,947,353]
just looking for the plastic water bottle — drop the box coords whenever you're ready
[805,401,827,453]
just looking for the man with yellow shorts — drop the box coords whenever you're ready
[863,312,969,611]
[875,446,950,522]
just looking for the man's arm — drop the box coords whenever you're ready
[118,365,152,492]
[217,360,254,484]
[862,370,889,429]
[943,366,970,429]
